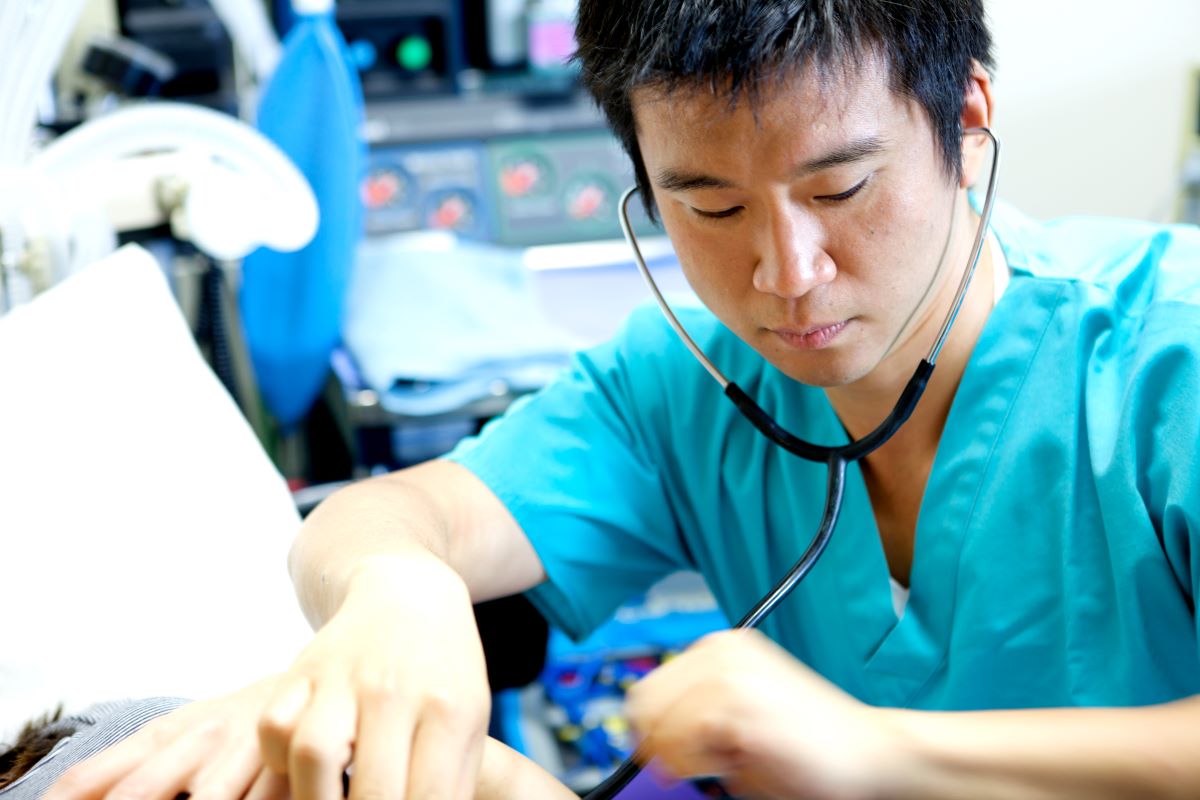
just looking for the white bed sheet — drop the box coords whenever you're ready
[0,245,312,741]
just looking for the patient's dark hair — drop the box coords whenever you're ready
[0,707,80,789]
[574,0,994,218]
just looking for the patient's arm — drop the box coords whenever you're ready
[477,738,577,800]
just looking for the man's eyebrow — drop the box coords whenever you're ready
[792,136,888,177]
[652,136,889,193]
[653,169,735,193]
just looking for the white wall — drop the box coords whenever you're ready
[987,0,1200,222]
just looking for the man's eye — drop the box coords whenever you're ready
[693,206,743,219]
[817,176,870,203]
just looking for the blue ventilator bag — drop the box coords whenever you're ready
[240,4,365,428]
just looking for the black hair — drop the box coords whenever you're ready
[573,0,994,219]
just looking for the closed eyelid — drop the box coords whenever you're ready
[814,175,870,202]
[693,205,743,219]
[688,172,870,217]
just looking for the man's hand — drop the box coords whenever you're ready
[256,554,492,800]
[625,629,905,800]
[45,676,291,800]
[43,675,568,800]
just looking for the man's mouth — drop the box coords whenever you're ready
[771,320,849,350]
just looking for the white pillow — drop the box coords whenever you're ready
[0,245,312,741]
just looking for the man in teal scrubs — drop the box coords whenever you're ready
[48,1,1200,799]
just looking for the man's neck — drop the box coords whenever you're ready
[821,202,997,585]
[825,204,997,461]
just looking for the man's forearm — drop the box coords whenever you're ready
[884,696,1200,800]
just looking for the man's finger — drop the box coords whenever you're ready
[187,733,263,800]
[44,719,176,800]
[346,690,414,800]
[288,688,357,800]
[259,676,314,774]
[244,766,292,800]
[98,719,226,800]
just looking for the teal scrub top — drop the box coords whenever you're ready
[447,202,1200,711]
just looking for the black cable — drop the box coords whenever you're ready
[196,257,240,407]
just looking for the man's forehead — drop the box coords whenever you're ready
[628,56,928,190]
[629,54,894,134]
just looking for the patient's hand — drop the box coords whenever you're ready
[477,738,577,800]
[42,675,575,800]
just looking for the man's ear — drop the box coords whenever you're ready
[960,60,996,189]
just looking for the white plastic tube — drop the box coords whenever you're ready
[0,0,85,165]
[0,3,38,163]
[208,0,282,85]
[32,102,319,260]
[0,5,23,99]
[0,0,86,166]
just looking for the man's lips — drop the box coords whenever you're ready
[771,320,849,350]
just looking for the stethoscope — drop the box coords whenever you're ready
[583,128,1000,800]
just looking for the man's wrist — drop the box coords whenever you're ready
[863,707,941,800]
[342,551,469,611]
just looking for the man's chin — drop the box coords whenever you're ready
[758,350,873,389]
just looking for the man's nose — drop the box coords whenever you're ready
[751,207,835,298]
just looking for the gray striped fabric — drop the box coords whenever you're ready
[1,698,189,799]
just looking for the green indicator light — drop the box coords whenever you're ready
[396,35,433,72]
